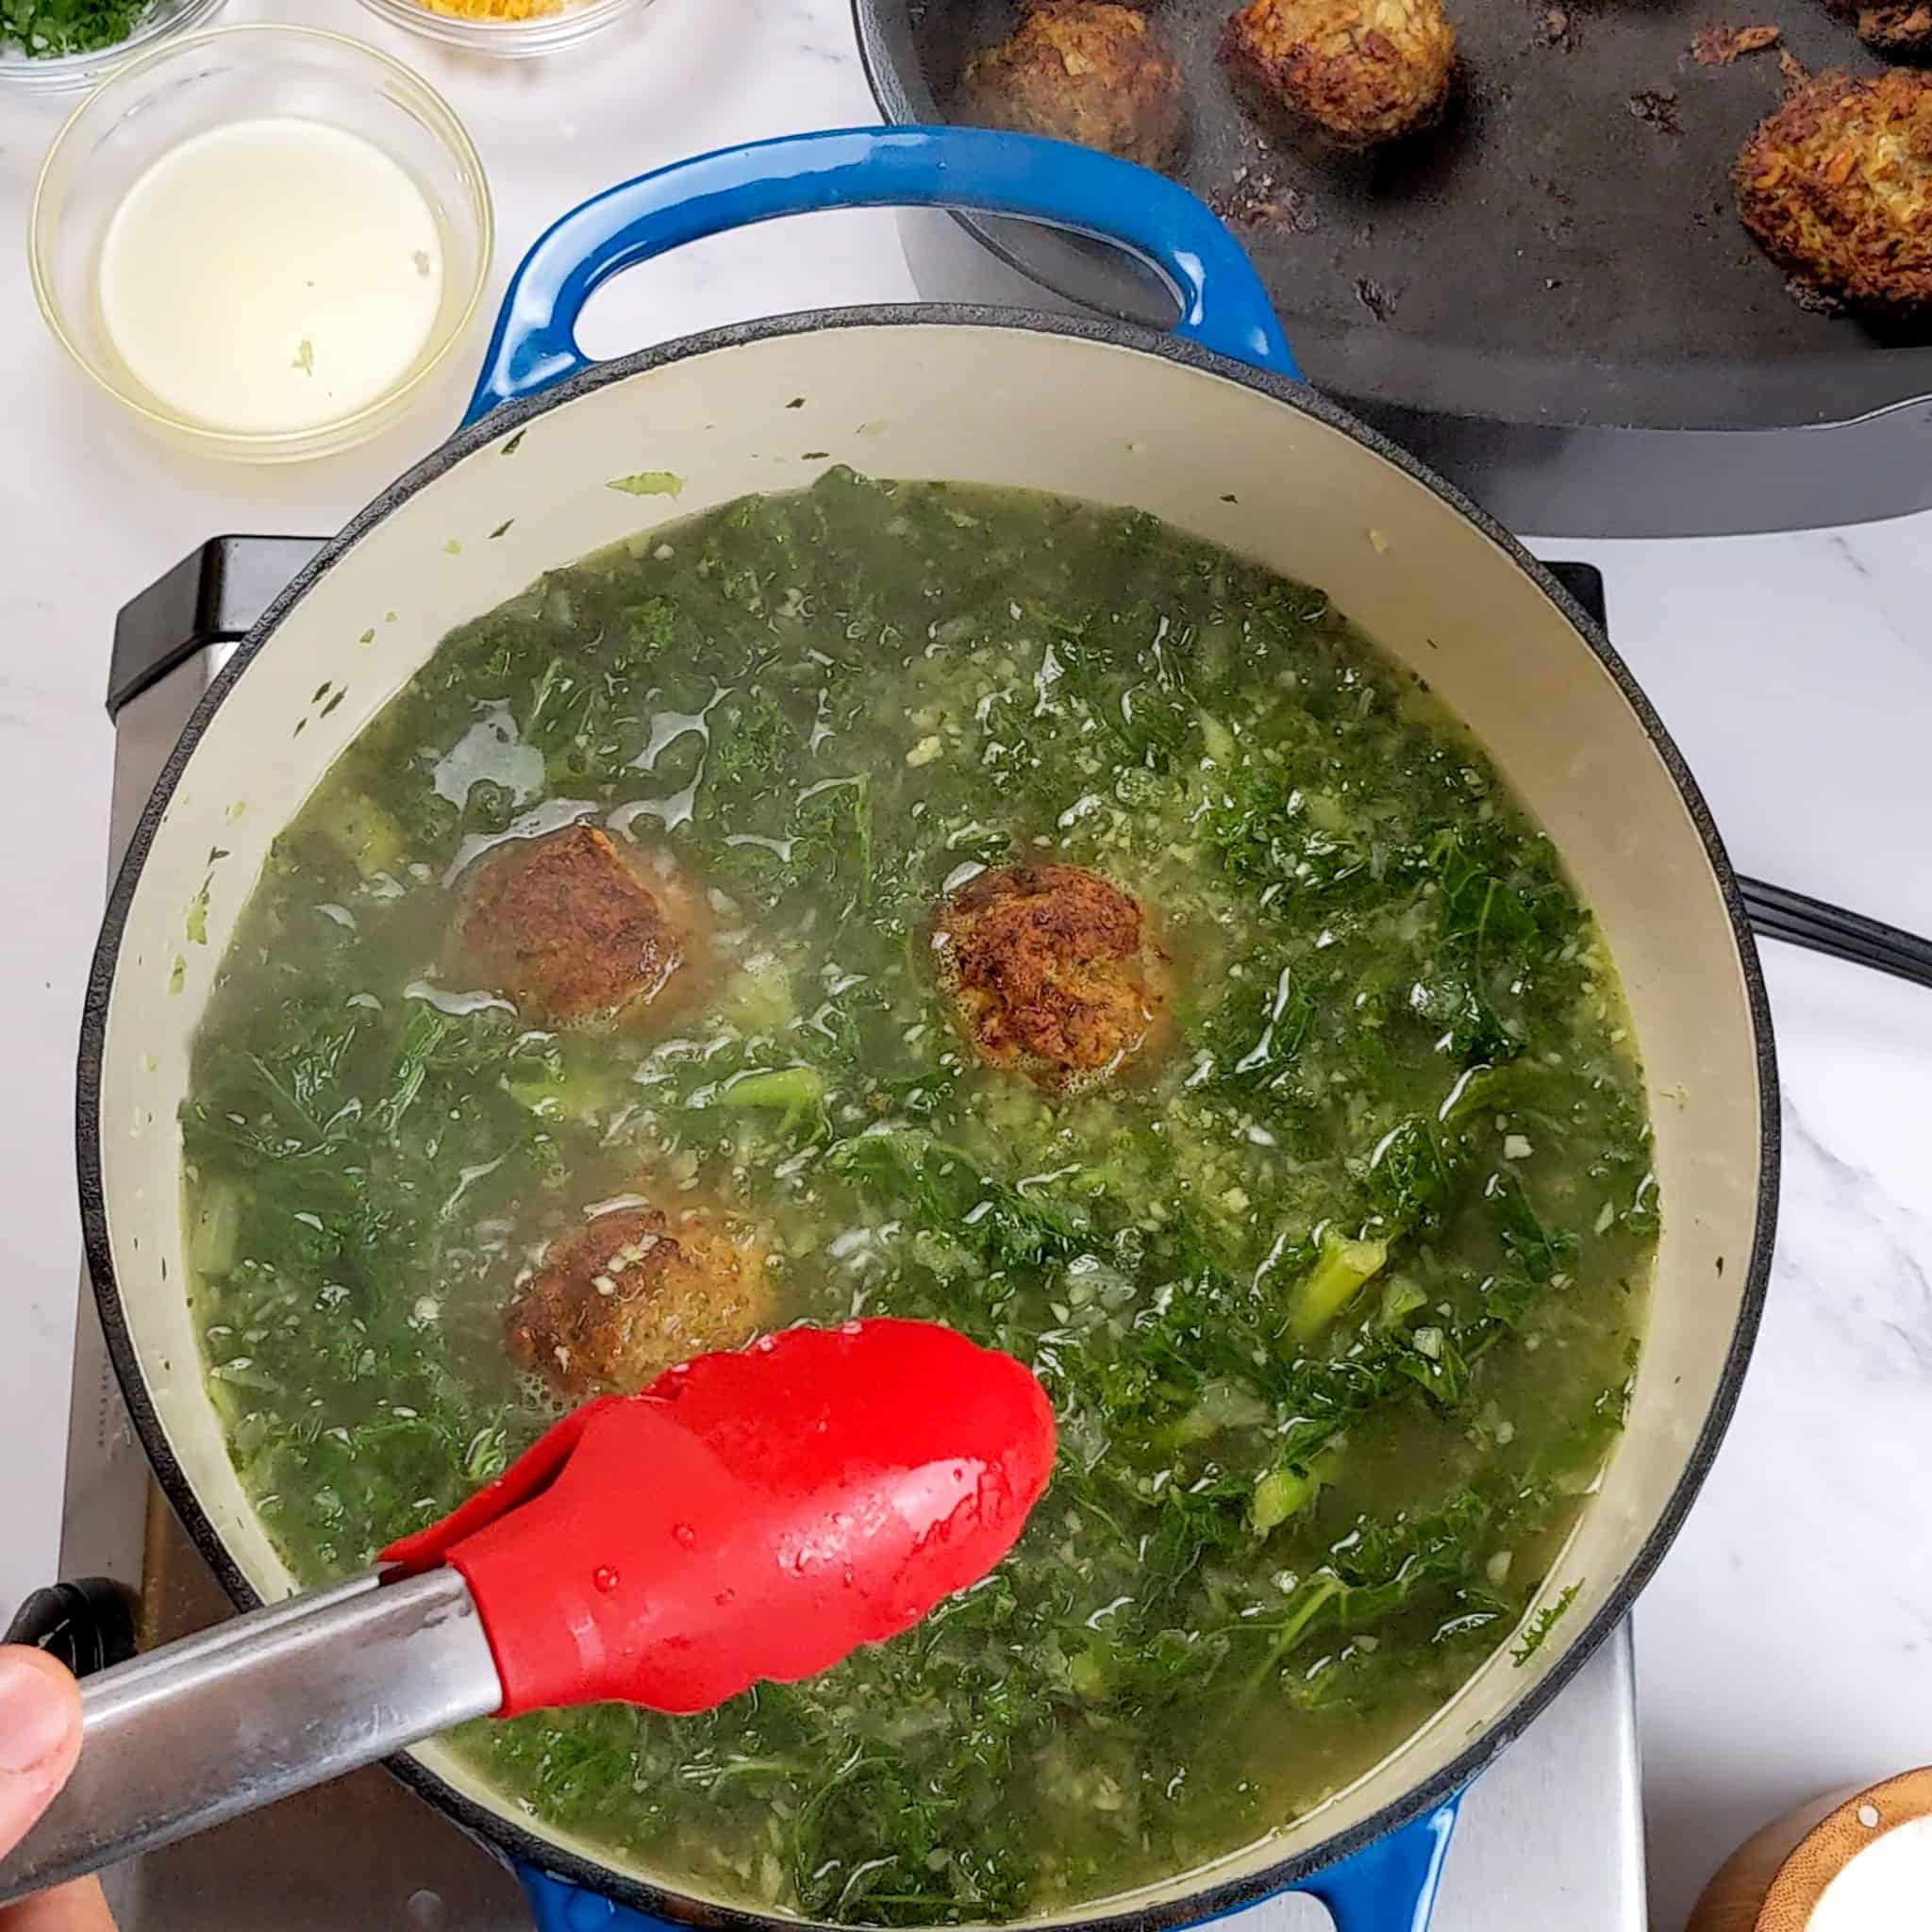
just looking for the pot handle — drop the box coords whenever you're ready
[1739,875,1932,989]
[514,1799,1460,1931]
[1300,1798,1462,1932]
[464,125,1296,426]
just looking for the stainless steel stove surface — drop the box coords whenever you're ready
[62,543,1647,1932]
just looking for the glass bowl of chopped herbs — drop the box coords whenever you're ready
[0,0,223,92]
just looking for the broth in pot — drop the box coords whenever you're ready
[182,470,1656,1923]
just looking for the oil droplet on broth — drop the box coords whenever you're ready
[673,1523,697,1547]
[593,1566,620,1593]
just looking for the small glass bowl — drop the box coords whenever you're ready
[356,0,652,61]
[28,24,494,463]
[0,0,225,99]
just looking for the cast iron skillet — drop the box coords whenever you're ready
[854,0,1932,535]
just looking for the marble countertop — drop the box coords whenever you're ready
[2,1,1929,1925]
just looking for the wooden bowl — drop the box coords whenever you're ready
[1688,1768,1932,1932]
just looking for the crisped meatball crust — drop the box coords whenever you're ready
[1834,0,1932,55]
[960,2,1189,170]
[933,863,1164,1092]
[461,823,700,1025]
[1221,0,1457,148]
[507,1202,774,1399]
[1735,69,1932,311]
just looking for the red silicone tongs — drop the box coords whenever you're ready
[0,1318,1057,1904]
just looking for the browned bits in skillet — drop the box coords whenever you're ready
[1734,69,1932,311]
[460,822,707,1025]
[1689,22,1780,64]
[1627,88,1681,137]
[932,863,1166,1092]
[1355,275,1395,318]
[1220,0,1457,150]
[958,2,1189,170]
[1209,173,1319,229]
[507,1201,774,1398]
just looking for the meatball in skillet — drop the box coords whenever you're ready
[932,863,1166,1094]
[507,1200,774,1400]
[1830,0,1932,57]
[1220,0,1457,150]
[1734,68,1932,312]
[959,2,1190,171]
[460,822,708,1027]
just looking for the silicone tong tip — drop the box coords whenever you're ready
[378,1319,1056,1720]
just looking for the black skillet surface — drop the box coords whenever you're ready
[857,0,1932,533]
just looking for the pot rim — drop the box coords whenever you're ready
[74,302,1781,1930]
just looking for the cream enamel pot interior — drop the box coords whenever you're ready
[76,128,1776,1932]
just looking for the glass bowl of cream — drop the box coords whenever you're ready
[29,23,493,462]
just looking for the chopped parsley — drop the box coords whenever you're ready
[2,0,145,58]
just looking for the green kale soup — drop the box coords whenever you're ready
[185,469,1656,1924]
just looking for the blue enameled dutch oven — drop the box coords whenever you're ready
[74,126,1775,1932]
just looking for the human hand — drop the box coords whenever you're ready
[0,1648,115,1931]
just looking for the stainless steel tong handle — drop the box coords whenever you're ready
[0,1567,503,1905]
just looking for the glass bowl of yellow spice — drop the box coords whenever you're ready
[358,0,651,58]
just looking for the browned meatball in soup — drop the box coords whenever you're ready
[460,822,708,1026]
[506,1199,773,1399]
[932,862,1165,1091]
